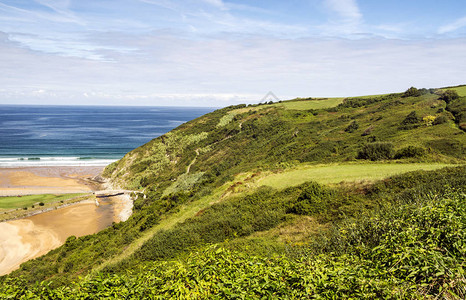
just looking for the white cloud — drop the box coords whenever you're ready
[1,1,466,107]
[438,16,466,34]
[321,0,363,36]
[324,0,362,22]
[1,28,466,106]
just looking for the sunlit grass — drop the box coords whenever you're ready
[258,163,457,189]
[447,85,466,97]
[0,193,86,210]
[277,98,344,110]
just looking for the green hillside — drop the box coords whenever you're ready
[1,86,465,298]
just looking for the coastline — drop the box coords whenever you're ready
[0,165,133,276]
[0,166,103,196]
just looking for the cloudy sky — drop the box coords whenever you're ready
[1,0,466,106]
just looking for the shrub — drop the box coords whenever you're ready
[344,121,359,133]
[394,146,426,159]
[433,115,448,125]
[286,182,333,215]
[357,142,394,161]
[403,87,421,97]
[361,125,374,136]
[402,111,421,125]
[427,139,465,158]
[400,111,421,130]
[422,115,436,126]
[440,89,459,103]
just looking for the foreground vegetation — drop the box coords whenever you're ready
[2,167,465,298]
[1,86,465,298]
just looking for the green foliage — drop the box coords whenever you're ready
[445,96,466,131]
[286,182,335,215]
[344,120,359,133]
[163,172,205,196]
[440,89,459,103]
[427,139,465,158]
[357,142,394,160]
[3,84,466,295]
[433,115,448,125]
[336,93,400,109]
[2,189,464,299]
[0,194,83,210]
[402,111,421,124]
[101,161,118,177]
[394,146,426,159]
[403,86,421,97]
[361,125,373,136]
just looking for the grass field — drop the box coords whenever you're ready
[277,98,343,110]
[259,163,458,189]
[447,85,466,97]
[0,193,85,209]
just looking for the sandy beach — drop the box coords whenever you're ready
[0,166,130,276]
[0,166,103,196]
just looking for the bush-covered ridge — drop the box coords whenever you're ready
[2,176,464,298]
[104,87,465,193]
[1,86,465,298]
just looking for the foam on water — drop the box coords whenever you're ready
[0,105,215,167]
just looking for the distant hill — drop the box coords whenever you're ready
[2,86,465,299]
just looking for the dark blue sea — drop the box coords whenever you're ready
[0,105,215,167]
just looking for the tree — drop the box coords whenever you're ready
[440,90,459,104]
[403,87,421,97]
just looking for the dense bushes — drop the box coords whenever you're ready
[357,142,394,160]
[446,96,466,131]
[286,182,335,215]
[427,139,465,158]
[337,93,400,109]
[394,145,426,159]
[2,177,464,299]
[344,120,359,133]
[440,89,459,103]
[403,86,421,97]
[400,110,421,129]
[433,115,448,125]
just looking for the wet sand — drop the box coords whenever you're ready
[0,166,125,276]
[0,166,103,196]
[0,199,116,276]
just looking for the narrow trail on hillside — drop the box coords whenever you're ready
[186,149,199,174]
[91,128,245,275]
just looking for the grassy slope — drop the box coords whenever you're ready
[3,166,465,298]
[277,97,344,110]
[2,86,465,293]
[442,84,466,96]
[258,162,456,188]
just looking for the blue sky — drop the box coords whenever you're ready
[0,0,465,106]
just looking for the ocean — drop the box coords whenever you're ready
[0,105,215,167]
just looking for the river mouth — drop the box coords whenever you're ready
[0,198,119,276]
[0,166,130,276]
